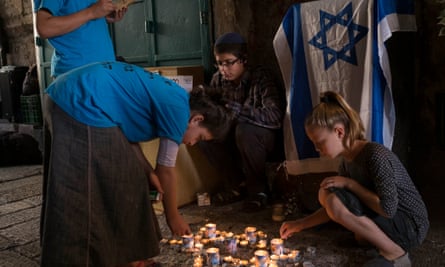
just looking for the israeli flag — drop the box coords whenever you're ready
[273,0,416,168]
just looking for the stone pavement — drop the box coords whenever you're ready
[1,164,444,267]
[0,165,42,267]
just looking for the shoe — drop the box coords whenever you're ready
[363,253,411,267]
[211,189,244,206]
[242,193,268,213]
[393,253,411,267]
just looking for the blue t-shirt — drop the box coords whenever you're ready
[46,62,190,144]
[34,0,115,77]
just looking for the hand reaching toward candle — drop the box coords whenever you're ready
[280,208,332,239]
[280,219,304,239]
[166,213,192,236]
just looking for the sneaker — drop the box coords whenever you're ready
[393,253,411,267]
[363,253,411,267]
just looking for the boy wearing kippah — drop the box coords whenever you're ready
[200,32,286,211]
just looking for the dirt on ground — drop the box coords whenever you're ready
[153,197,445,267]
[1,165,443,267]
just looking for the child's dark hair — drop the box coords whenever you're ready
[189,85,233,141]
[304,91,365,150]
[214,43,248,61]
[214,32,248,61]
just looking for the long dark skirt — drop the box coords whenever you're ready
[41,101,161,267]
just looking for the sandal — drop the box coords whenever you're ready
[211,189,244,206]
[242,193,268,213]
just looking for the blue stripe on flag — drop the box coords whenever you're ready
[372,2,385,144]
[282,5,318,159]
[372,0,415,144]
[377,0,415,22]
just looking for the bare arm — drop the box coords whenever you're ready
[155,164,191,236]
[345,179,387,217]
[280,208,331,239]
[36,0,116,38]
[322,176,387,217]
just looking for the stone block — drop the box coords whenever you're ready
[0,250,39,267]
[0,200,34,216]
[0,218,40,246]
[0,206,40,229]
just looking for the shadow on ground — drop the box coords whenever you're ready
[0,165,444,267]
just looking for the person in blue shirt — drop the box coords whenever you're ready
[33,1,128,246]
[33,0,127,77]
[41,61,232,267]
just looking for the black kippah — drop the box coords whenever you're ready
[215,32,246,45]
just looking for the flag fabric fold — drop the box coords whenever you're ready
[273,0,416,172]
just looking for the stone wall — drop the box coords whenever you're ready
[211,0,295,77]
[0,0,444,186]
[0,0,35,68]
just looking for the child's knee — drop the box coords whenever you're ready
[324,194,349,221]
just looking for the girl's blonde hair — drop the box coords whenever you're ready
[304,91,366,149]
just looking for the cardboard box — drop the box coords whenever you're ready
[139,139,224,207]
[165,75,193,92]
[145,65,204,89]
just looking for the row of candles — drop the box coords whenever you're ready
[163,223,307,267]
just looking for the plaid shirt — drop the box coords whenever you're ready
[210,66,286,129]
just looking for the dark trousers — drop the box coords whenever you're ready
[199,122,283,197]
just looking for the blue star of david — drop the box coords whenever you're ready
[308,2,369,70]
